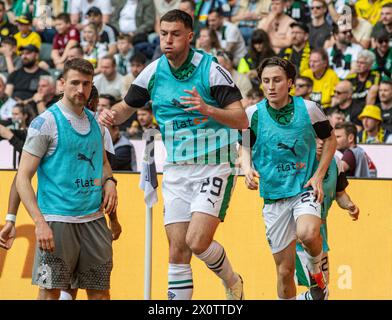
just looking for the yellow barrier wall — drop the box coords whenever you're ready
[0,170,391,300]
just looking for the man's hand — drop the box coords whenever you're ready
[347,203,360,221]
[35,219,55,252]
[109,215,122,240]
[99,108,117,127]
[180,87,212,115]
[102,180,118,215]
[304,174,324,203]
[0,221,16,250]
[244,168,260,190]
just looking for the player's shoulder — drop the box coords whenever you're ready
[28,109,56,137]
[210,60,236,87]
[133,59,159,88]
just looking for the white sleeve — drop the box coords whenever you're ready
[69,0,82,14]
[99,0,113,15]
[104,126,115,154]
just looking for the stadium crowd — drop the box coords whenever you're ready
[0,0,391,177]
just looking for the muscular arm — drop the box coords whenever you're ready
[15,151,43,224]
[99,100,137,127]
[336,190,360,220]
[207,100,248,129]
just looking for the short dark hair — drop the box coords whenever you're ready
[130,52,147,65]
[99,93,117,106]
[257,57,297,82]
[0,1,5,10]
[69,44,84,56]
[311,48,329,63]
[63,58,94,78]
[290,22,309,33]
[296,76,313,87]
[216,49,234,62]
[118,33,133,43]
[161,9,193,30]
[55,13,71,23]
[382,2,392,9]
[2,37,17,46]
[101,55,116,66]
[335,121,358,143]
[180,0,195,11]
[380,79,392,87]
[326,106,344,117]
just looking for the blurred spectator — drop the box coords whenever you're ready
[280,22,311,75]
[237,29,275,87]
[94,55,124,100]
[179,0,199,42]
[378,79,392,132]
[327,23,362,80]
[330,80,364,130]
[114,34,134,76]
[14,15,41,54]
[0,1,17,43]
[207,7,247,65]
[51,13,81,70]
[346,50,380,106]
[327,4,372,49]
[154,0,180,33]
[257,0,295,54]
[118,0,155,36]
[355,0,391,26]
[0,103,31,154]
[126,103,158,138]
[371,3,392,47]
[231,0,265,44]
[308,0,331,49]
[285,0,311,25]
[67,44,85,61]
[107,123,137,171]
[5,45,49,102]
[357,104,390,143]
[326,107,345,128]
[243,87,264,108]
[195,0,231,29]
[70,0,112,27]
[31,75,58,114]
[196,27,221,56]
[97,93,117,114]
[0,73,16,120]
[216,50,252,100]
[81,23,108,68]
[0,37,22,75]
[371,29,392,79]
[302,48,339,107]
[335,121,377,177]
[86,6,118,56]
[122,52,148,96]
[294,76,313,100]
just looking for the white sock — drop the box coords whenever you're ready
[196,240,238,288]
[59,291,73,300]
[168,263,193,300]
[304,250,323,275]
[296,291,312,300]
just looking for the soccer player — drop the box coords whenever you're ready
[240,57,337,300]
[99,10,248,300]
[296,138,360,300]
[16,59,118,300]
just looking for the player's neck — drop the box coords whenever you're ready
[269,95,291,110]
[168,48,191,69]
[60,97,85,117]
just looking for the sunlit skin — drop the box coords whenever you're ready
[207,12,223,31]
[61,70,93,111]
[54,19,70,35]
[335,128,352,151]
[362,117,380,134]
[380,7,392,25]
[356,58,371,75]
[328,112,345,128]
[290,26,307,48]
[137,109,153,127]
[198,29,212,51]
[294,80,311,98]
[11,106,27,126]
[379,83,392,105]
[83,25,98,44]
[99,58,116,80]
[117,39,132,55]
[160,21,193,68]
[309,52,327,78]
[261,65,292,109]
[131,62,145,78]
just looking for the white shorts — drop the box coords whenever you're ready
[162,163,236,225]
[262,190,321,254]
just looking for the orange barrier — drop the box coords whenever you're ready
[0,170,391,299]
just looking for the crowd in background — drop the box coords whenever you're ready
[0,0,391,176]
